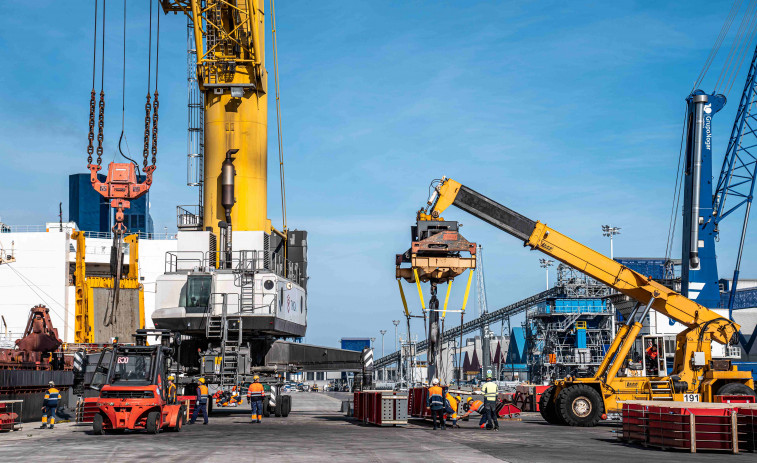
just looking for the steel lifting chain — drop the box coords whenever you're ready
[142,93,151,169]
[87,90,96,164]
[151,90,158,167]
[96,90,105,165]
[87,0,98,166]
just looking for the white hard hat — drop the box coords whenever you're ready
[432,378,439,385]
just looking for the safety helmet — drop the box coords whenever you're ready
[49,381,55,387]
[432,378,439,385]
[168,375,175,381]
[254,375,260,381]
[198,378,206,384]
[456,395,462,402]
[466,397,473,403]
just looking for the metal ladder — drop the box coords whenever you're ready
[240,284,254,312]
[648,380,674,400]
[235,250,257,312]
[219,314,243,388]
[206,316,223,339]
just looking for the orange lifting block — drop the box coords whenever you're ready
[88,162,154,231]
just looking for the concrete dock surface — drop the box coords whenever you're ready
[0,392,751,462]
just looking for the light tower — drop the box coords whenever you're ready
[602,225,621,259]
[392,320,400,381]
[379,330,387,381]
[539,258,554,290]
[476,245,491,377]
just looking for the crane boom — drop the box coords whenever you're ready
[423,177,753,426]
[428,178,739,345]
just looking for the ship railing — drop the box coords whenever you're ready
[0,225,175,240]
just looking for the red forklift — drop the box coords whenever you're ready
[90,330,184,434]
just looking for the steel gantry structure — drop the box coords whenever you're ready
[374,287,562,369]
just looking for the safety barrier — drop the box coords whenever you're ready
[353,391,408,426]
[620,401,757,453]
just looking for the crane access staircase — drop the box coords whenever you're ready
[206,293,244,388]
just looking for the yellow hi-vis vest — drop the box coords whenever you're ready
[481,381,498,402]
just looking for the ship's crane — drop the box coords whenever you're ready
[424,177,754,426]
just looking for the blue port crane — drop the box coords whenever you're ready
[714,44,757,316]
[682,39,757,352]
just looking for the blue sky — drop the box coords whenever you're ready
[0,1,754,350]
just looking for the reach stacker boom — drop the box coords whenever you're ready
[424,177,755,426]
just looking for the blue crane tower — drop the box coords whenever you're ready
[682,42,757,352]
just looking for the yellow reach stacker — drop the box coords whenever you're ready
[421,177,755,426]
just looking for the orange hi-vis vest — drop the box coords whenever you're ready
[248,382,265,400]
[198,384,209,403]
[470,399,485,413]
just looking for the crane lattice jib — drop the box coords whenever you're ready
[429,179,740,347]
[713,43,757,310]
[161,0,265,87]
[714,44,757,220]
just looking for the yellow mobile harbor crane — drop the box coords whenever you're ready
[424,177,755,426]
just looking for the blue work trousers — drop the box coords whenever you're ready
[479,401,499,429]
[191,401,208,424]
[250,399,263,420]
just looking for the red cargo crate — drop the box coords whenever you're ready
[621,401,742,453]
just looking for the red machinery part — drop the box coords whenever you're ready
[715,394,756,404]
[497,402,521,418]
[512,384,549,412]
[15,305,61,352]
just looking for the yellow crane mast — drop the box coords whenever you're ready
[161,0,270,234]
[424,177,754,426]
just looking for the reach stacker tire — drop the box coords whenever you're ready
[281,395,291,417]
[555,384,604,427]
[716,382,756,398]
[274,398,282,417]
[146,411,161,434]
[538,386,564,425]
[263,397,271,417]
[93,413,105,435]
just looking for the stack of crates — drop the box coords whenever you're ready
[621,400,757,453]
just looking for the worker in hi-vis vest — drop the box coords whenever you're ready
[460,397,486,420]
[480,371,499,431]
[247,376,265,423]
[167,376,177,405]
[444,392,462,428]
[40,381,60,429]
[189,378,209,425]
[427,378,446,430]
